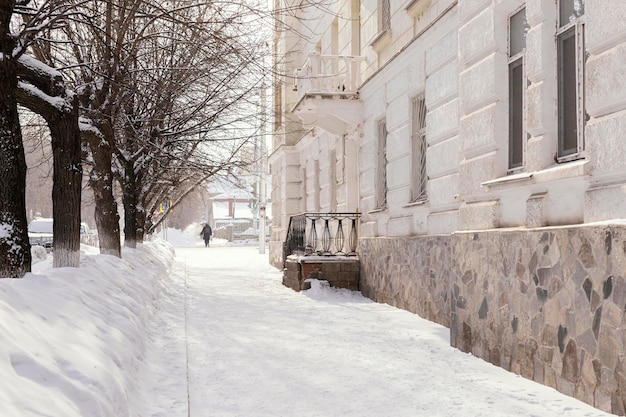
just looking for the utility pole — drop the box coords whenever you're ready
[259,80,268,254]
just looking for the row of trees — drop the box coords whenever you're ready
[0,0,274,277]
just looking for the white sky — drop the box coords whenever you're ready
[0,228,620,416]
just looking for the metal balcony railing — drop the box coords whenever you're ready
[283,212,360,265]
[293,52,365,100]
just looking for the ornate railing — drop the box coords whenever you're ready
[294,52,366,100]
[283,212,360,265]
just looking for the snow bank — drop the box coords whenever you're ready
[0,240,175,417]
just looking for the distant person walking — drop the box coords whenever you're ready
[200,223,213,247]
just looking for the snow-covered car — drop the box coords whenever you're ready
[28,218,54,249]
[80,223,99,246]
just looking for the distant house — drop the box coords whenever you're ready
[270,0,626,413]
[210,189,271,241]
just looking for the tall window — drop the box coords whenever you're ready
[411,95,427,202]
[314,159,320,212]
[508,8,527,171]
[330,149,337,211]
[557,0,585,161]
[376,120,387,209]
[378,0,390,32]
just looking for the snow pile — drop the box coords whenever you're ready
[155,225,202,247]
[0,240,174,417]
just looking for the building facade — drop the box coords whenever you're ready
[270,0,626,412]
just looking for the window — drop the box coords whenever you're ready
[508,8,527,171]
[376,120,387,209]
[378,0,391,32]
[330,149,337,211]
[411,95,427,202]
[557,0,585,161]
[314,159,320,212]
[351,0,361,55]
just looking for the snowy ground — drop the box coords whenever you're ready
[0,235,621,416]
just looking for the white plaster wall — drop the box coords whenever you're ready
[522,0,557,173]
[582,3,626,222]
[428,98,458,143]
[358,1,459,238]
[586,111,626,179]
[272,0,626,259]
[586,43,626,119]
[454,0,599,230]
[458,0,489,21]
[458,7,497,67]
[585,0,626,55]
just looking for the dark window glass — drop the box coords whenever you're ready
[558,27,578,157]
[510,9,527,57]
[509,58,524,169]
[560,0,585,27]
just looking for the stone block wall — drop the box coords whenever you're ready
[283,257,360,292]
[451,225,626,415]
[359,236,452,328]
[358,224,626,414]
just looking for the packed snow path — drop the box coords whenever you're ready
[138,246,615,417]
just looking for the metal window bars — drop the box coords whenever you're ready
[411,95,427,202]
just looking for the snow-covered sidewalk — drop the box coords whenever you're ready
[137,245,616,417]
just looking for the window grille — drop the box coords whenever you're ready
[378,0,391,32]
[376,120,387,209]
[411,95,427,202]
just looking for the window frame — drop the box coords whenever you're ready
[507,6,527,173]
[556,0,586,162]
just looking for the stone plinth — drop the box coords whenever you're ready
[358,223,626,415]
[282,256,360,292]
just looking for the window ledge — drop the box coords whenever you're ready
[369,206,387,214]
[481,172,533,189]
[404,199,427,208]
[405,0,432,19]
[481,159,589,190]
[370,29,392,53]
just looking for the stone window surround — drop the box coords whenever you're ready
[370,28,392,53]
[488,0,588,182]
[405,0,432,19]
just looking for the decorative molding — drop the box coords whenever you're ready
[406,0,432,19]
[370,29,392,53]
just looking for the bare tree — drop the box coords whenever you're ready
[16,56,82,268]
[41,0,271,249]
[0,0,88,273]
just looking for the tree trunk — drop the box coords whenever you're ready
[15,58,84,268]
[88,139,121,257]
[137,203,148,242]
[122,160,138,249]
[0,2,31,278]
[49,96,82,268]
